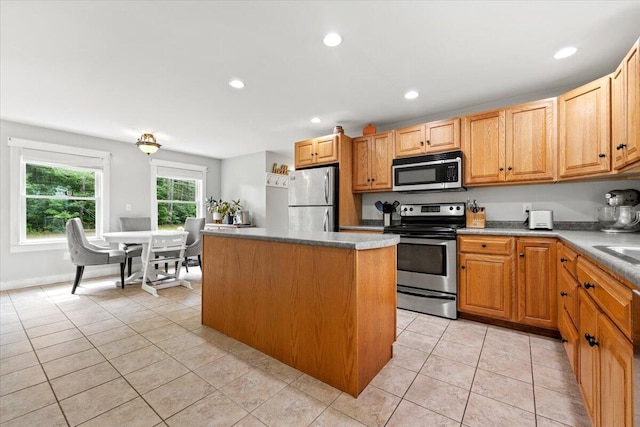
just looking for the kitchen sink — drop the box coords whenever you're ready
[594,245,640,265]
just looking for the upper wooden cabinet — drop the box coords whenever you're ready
[294,135,339,169]
[612,38,640,171]
[352,132,393,192]
[558,76,611,179]
[394,118,460,158]
[463,99,555,185]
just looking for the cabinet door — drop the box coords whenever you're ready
[352,137,371,191]
[295,139,315,168]
[394,125,425,157]
[613,38,640,170]
[463,110,505,185]
[425,118,460,153]
[371,132,393,190]
[558,76,611,178]
[458,252,512,320]
[315,135,339,164]
[578,290,599,424]
[598,314,634,427]
[612,61,627,169]
[505,99,556,182]
[516,238,557,329]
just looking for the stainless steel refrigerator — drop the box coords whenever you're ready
[288,166,337,232]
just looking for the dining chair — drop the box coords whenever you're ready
[119,216,151,276]
[183,217,205,272]
[66,218,126,294]
[140,231,190,296]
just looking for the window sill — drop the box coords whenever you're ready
[10,237,106,253]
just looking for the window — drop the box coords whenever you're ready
[150,160,207,230]
[9,138,110,252]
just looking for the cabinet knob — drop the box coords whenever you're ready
[426,140,431,145]
[499,167,504,171]
[583,281,595,290]
[560,257,567,263]
[519,253,525,257]
[481,244,487,248]
[616,143,627,150]
[315,152,319,156]
[367,179,371,182]
[507,166,513,171]
[460,265,466,269]
[584,333,599,347]
[598,153,606,158]
[371,178,375,182]
[561,338,568,343]
[560,291,568,297]
[420,141,424,146]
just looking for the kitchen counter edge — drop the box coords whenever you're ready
[202,228,399,250]
[457,228,640,288]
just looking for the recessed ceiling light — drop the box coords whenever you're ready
[311,117,321,123]
[404,90,419,100]
[323,33,342,47]
[554,46,577,59]
[229,79,245,89]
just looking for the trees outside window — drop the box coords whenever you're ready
[156,177,197,230]
[26,164,97,239]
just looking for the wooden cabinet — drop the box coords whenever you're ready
[463,99,556,185]
[294,135,339,169]
[558,76,611,178]
[612,38,640,171]
[576,257,634,427]
[516,238,557,329]
[352,132,393,192]
[459,235,557,330]
[557,243,581,377]
[458,236,514,320]
[394,118,460,158]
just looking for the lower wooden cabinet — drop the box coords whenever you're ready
[576,258,634,427]
[458,235,557,329]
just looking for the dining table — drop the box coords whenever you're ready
[102,230,192,296]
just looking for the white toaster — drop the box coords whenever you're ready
[529,210,553,230]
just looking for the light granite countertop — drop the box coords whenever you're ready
[202,228,399,250]
[458,228,640,288]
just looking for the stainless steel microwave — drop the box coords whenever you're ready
[392,151,464,192]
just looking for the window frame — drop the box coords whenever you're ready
[9,137,111,253]
[149,159,207,230]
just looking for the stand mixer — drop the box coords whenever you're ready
[597,189,640,232]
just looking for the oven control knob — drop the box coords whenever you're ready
[409,207,414,211]
[456,206,461,210]
[402,207,407,211]
[449,206,454,211]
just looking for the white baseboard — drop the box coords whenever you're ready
[0,264,123,291]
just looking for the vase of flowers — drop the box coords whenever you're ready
[206,197,228,224]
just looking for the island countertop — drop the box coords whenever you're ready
[202,227,399,250]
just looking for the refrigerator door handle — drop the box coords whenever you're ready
[324,171,330,204]
[323,208,329,232]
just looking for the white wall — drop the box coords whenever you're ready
[0,120,222,289]
[363,179,640,224]
[220,151,293,229]
[266,151,293,230]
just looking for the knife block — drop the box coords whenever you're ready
[466,208,486,228]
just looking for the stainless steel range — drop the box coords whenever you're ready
[384,203,465,319]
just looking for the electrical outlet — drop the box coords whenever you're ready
[125,204,132,211]
[523,203,532,214]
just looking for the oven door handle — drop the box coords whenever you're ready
[398,236,454,245]
[398,290,456,301]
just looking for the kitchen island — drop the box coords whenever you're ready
[200,228,399,397]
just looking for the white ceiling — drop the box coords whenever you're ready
[1,1,639,159]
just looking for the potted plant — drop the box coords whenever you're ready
[228,199,242,224]
[206,197,229,224]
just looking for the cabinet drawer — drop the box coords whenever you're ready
[577,257,632,338]
[558,307,578,379]
[559,244,579,279]
[559,267,579,327]
[458,236,513,255]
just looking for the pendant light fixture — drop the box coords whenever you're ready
[136,133,161,155]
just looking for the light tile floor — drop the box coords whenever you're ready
[0,270,591,426]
